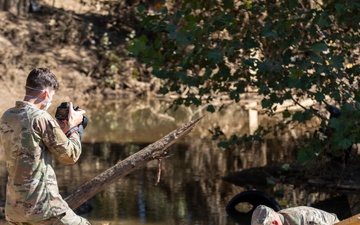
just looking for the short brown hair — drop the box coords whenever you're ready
[26,68,60,91]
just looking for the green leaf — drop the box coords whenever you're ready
[288,0,298,10]
[335,3,345,14]
[309,53,323,62]
[166,24,177,33]
[206,104,215,113]
[230,91,240,102]
[338,138,354,150]
[222,0,234,9]
[330,90,341,101]
[282,163,290,171]
[289,69,304,79]
[258,86,270,95]
[311,43,328,53]
[329,118,342,130]
[318,12,330,28]
[292,111,305,122]
[218,141,229,148]
[261,99,273,109]
[221,13,234,24]
[330,55,343,69]
[244,0,252,9]
[282,49,293,64]
[282,110,291,118]
[264,31,278,38]
[243,37,259,49]
[159,86,169,95]
[314,92,325,102]
[137,4,146,12]
[127,35,148,56]
[207,49,224,64]
[174,33,189,46]
[297,148,315,162]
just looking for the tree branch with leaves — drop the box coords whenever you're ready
[127,0,360,163]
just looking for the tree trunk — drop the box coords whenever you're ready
[0,0,30,15]
[64,116,203,210]
[0,0,11,11]
[335,213,360,225]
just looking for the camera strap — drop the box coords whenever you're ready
[66,126,79,138]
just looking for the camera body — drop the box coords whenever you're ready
[55,102,88,129]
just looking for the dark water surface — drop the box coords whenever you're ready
[0,99,359,224]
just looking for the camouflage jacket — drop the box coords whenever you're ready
[279,206,340,225]
[0,101,82,222]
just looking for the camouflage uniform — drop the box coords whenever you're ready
[252,205,340,225]
[0,101,90,224]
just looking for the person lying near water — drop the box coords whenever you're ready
[251,205,340,225]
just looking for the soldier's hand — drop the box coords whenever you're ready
[67,102,86,127]
[57,102,86,134]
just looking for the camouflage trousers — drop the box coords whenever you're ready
[7,208,91,225]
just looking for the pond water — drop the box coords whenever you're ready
[0,99,359,225]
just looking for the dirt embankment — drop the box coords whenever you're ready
[0,0,156,113]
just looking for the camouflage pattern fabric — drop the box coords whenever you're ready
[7,208,90,225]
[252,205,340,225]
[0,101,89,224]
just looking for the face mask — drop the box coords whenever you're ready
[42,100,52,111]
[25,86,53,111]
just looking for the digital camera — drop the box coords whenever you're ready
[55,102,88,129]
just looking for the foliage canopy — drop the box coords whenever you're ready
[127,0,360,162]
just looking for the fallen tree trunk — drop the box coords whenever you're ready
[334,213,360,225]
[64,116,203,210]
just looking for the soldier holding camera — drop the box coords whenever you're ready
[0,68,90,224]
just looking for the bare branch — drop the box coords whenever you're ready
[64,116,203,210]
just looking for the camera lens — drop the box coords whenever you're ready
[82,117,88,129]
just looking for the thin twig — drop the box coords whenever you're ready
[155,158,162,185]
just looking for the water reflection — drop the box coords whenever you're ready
[56,142,240,225]
[0,99,359,224]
